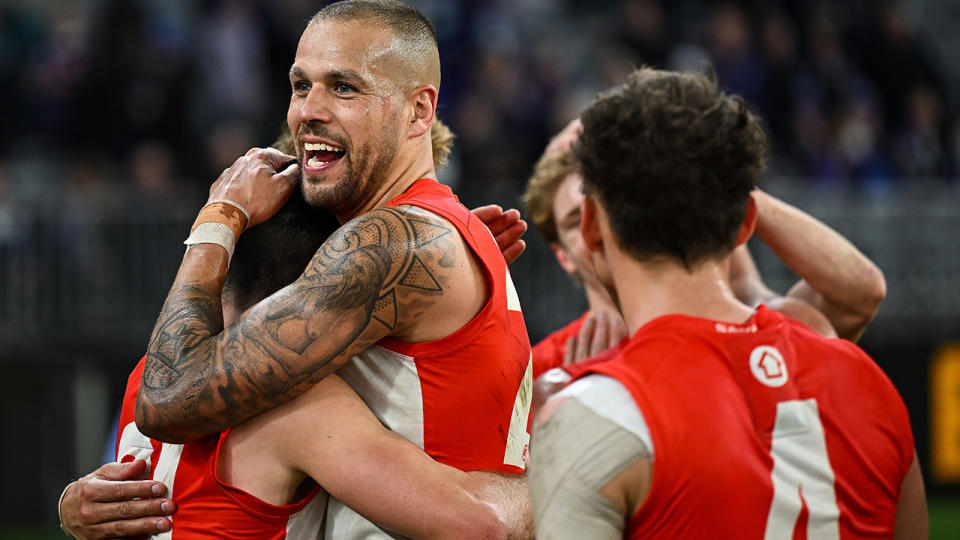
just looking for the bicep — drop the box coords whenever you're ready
[766,295,838,338]
[785,280,868,341]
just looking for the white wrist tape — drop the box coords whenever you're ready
[184,221,237,263]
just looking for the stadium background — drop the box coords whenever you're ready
[0,0,958,536]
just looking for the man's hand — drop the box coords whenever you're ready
[563,310,627,366]
[472,205,528,264]
[208,148,300,228]
[60,459,176,539]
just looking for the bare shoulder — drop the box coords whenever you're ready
[365,204,486,342]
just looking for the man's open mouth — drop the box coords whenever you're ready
[303,142,346,168]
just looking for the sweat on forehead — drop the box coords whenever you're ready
[306,1,441,90]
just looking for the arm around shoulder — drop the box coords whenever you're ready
[283,375,517,539]
[137,206,426,441]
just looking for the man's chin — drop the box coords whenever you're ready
[300,177,345,212]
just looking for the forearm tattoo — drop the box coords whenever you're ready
[138,206,454,441]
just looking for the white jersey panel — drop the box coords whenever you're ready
[336,346,425,448]
[328,347,424,539]
[285,490,328,540]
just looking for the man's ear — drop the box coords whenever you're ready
[550,242,578,275]
[580,195,604,254]
[408,84,438,139]
[734,195,758,247]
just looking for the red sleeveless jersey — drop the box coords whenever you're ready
[578,306,913,539]
[336,178,533,474]
[116,358,326,539]
[328,179,533,535]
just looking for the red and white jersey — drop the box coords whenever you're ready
[532,311,588,378]
[576,305,914,539]
[116,357,327,540]
[328,179,532,537]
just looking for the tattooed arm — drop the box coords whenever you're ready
[137,203,477,442]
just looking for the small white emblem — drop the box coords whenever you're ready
[749,345,788,387]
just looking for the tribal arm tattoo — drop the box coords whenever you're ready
[136,206,456,442]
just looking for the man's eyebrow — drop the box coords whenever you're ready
[325,69,369,86]
[288,66,369,86]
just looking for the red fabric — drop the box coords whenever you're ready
[531,312,589,378]
[561,341,624,379]
[578,306,913,539]
[380,178,532,473]
[117,358,322,539]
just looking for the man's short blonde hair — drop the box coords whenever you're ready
[523,149,579,246]
[430,117,455,170]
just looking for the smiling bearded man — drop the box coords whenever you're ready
[133,1,533,538]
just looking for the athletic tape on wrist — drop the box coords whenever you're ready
[203,199,251,229]
[192,200,249,240]
[184,222,237,262]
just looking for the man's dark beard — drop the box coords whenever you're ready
[301,137,397,218]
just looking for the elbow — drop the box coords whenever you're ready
[838,265,886,342]
[864,265,887,315]
[134,393,192,444]
[431,500,512,540]
[856,264,887,323]
[460,507,512,540]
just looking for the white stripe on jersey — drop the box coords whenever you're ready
[328,348,424,538]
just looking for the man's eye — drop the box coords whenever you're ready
[334,82,355,95]
[292,80,310,93]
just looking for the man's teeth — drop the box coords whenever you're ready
[303,142,343,152]
[307,156,326,167]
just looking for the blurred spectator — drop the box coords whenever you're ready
[1,0,958,217]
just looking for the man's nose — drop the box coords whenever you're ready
[298,88,333,124]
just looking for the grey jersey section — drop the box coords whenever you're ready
[530,375,653,540]
[555,374,653,455]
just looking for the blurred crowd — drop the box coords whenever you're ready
[0,0,957,230]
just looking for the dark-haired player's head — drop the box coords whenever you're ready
[575,67,766,268]
[288,0,442,217]
[222,190,340,322]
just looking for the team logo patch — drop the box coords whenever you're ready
[749,345,788,387]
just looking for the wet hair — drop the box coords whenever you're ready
[311,0,437,45]
[522,149,579,246]
[575,67,766,268]
[223,189,340,311]
[309,0,439,88]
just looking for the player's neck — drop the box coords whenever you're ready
[609,249,754,335]
[584,282,619,316]
[336,145,436,222]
